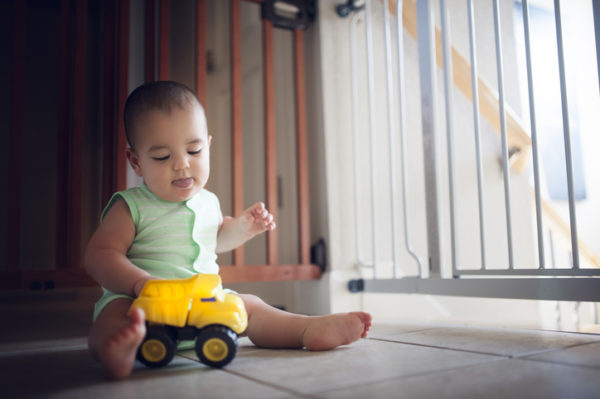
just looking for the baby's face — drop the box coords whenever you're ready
[127,104,211,202]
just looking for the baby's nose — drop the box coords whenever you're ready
[173,154,190,170]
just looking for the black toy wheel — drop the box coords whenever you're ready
[137,325,176,368]
[195,325,238,368]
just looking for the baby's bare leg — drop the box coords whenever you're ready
[88,298,146,380]
[239,294,372,351]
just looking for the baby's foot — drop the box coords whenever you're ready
[99,307,146,380]
[303,312,372,351]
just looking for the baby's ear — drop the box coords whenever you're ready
[126,148,143,177]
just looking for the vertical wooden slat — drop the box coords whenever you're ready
[263,19,278,265]
[102,0,116,207]
[56,0,72,269]
[159,0,170,80]
[231,0,244,267]
[145,0,156,83]
[68,0,87,269]
[196,0,206,105]
[293,29,310,265]
[8,0,26,271]
[116,0,130,191]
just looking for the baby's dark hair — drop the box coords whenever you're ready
[124,80,202,148]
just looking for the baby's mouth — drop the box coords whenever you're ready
[172,177,194,188]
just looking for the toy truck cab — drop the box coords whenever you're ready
[130,274,248,368]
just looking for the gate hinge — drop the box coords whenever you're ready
[261,0,316,31]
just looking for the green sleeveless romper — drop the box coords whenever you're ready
[93,184,222,320]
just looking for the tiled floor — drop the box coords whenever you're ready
[2,289,600,398]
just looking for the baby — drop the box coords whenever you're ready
[85,81,371,379]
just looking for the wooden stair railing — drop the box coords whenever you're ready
[537,191,600,269]
[385,0,532,173]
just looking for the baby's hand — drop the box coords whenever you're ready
[240,202,276,237]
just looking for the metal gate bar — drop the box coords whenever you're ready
[366,0,379,277]
[397,0,424,276]
[467,0,487,270]
[522,0,545,269]
[384,0,400,279]
[417,0,443,277]
[440,0,458,274]
[493,0,515,270]
[553,0,580,269]
[350,11,373,271]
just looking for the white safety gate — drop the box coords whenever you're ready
[337,0,600,301]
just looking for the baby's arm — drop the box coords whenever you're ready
[84,199,155,297]
[216,202,276,253]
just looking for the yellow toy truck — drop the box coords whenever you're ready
[129,274,248,369]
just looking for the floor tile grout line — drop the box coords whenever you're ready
[369,335,600,363]
[313,357,507,397]
[176,353,198,362]
[223,369,318,399]
[175,353,314,398]
[517,355,600,370]
[514,341,600,361]
[522,328,600,338]
[367,337,509,358]
[374,325,600,338]
[368,327,443,337]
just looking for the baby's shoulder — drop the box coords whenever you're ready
[101,185,151,225]
[122,184,154,200]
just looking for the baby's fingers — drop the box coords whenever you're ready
[249,202,266,215]
[251,203,272,220]
[254,213,275,232]
[263,213,274,225]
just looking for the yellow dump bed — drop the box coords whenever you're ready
[132,274,222,327]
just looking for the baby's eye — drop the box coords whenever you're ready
[152,155,170,161]
[188,149,202,156]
